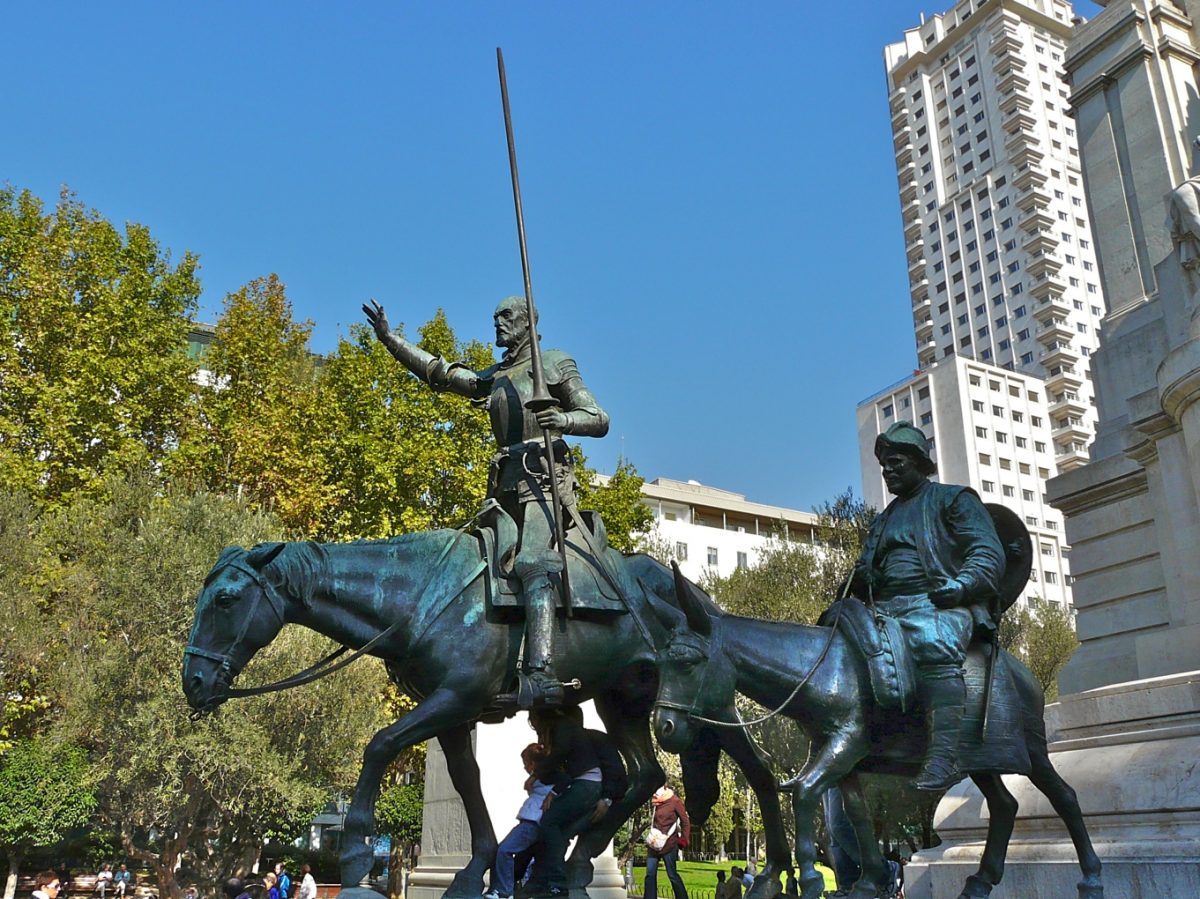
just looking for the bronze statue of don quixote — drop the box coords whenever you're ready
[182,53,1103,899]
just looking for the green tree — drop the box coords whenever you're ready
[172,275,331,534]
[573,454,655,554]
[3,478,388,899]
[312,316,494,539]
[1012,601,1078,702]
[0,493,51,753]
[0,187,200,507]
[0,739,96,899]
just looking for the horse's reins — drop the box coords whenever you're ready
[656,573,851,730]
[186,521,482,718]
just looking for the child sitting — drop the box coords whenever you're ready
[485,743,554,899]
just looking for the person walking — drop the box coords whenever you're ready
[296,866,317,899]
[645,785,690,899]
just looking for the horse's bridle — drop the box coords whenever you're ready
[184,557,293,714]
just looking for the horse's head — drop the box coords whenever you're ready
[183,542,290,716]
[650,563,734,754]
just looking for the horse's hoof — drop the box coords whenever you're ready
[1077,876,1103,899]
[956,873,994,899]
[797,872,824,899]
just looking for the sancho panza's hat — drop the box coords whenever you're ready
[874,421,936,473]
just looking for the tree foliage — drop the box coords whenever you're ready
[1,478,387,898]
[0,738,96,899]
[1006,601,1078,702]
[574,455,654,554]
[0,187,200,507]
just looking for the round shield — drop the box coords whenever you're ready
[986,502,1033,617]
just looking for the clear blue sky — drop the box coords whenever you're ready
[5,1,1101,513]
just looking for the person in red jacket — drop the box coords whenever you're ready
[645,784,690,899]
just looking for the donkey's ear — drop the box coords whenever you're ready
[643,584,686,631]
[246,542,286,570]
[672,561,713,637]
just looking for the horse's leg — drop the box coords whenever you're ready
[339,688,469,893]
[718,723,786,899]
[566,689,665,889]
[837,772,892,898]
[438,722,500,898]
[957,774,1018,899]
[784,731,869,899]
[1027,738,1103,898]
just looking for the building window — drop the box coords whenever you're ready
[920,412,933,426]
[675,543,688,561]
[982,480,995,493]
[1003,485,1015,497]
[707,547,719,567]
[1023,489,1035,501]
[973,400,985,412]
[883,404,894,418]
[736,551,748,570]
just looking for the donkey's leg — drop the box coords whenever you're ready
[339,688,468,892]
[785,731,869,899]
[837,773,893,898]
[719,723,786,899]
[956,774,1018,899]
[1027,739,1103,898]
[439,722,500,898]
[566,689,665,889]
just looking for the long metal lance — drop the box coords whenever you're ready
[496,47,573,614]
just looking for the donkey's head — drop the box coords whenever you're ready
[650,563,735,754]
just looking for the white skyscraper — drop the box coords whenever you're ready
[885,0,1104,475]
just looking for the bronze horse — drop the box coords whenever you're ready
[182,533,792,899]
[649,569,1103,899]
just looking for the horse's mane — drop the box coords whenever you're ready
[268,541,329,609]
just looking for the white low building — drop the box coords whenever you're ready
[629,477,820,582]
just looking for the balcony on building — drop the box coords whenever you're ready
[1055,446,1090,472]
[904,216,923,242]
[996,68,1031,94]
[1040,342,1080,370]
[911,275,931,296]
[1049,390,1089,418]
[1033,295,1072,323]
[999,88,1034,116]
[1052,416,1091,445]
[1005,125,1040,156]
[900,177,920,203]
[1027,251,1064,279]
[916,317,935,340]
[992,46,1026,75]
[889,84,908,114]
[894,124,913,150]
[1011,143,1045,169]
[1023,227,1057,255]
[1037,317,1074,345]
[1019,205,1056,233]
[1030,272,1069,300]
[1003,107,1039,135]
[896,142,914,166]
[892,105,908,129]
[1017,184,1054,214]
[1045,365,1084,392]
[908,254,926,277]
[1013,162,1049,191]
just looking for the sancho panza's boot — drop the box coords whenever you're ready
[913,667,967,792]
[514,549,565,709]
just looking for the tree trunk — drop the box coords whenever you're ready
[5,853,21,899]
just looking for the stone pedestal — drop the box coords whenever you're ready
[408,707,625,899]
[904,671,1200,898]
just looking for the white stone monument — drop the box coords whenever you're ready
[906,2,1200,896]
[407,705,626,899]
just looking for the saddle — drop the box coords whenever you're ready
[823,597,1032,775]
[475,500,626,613]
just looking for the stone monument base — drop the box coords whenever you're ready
[408,709,626,899]
[903,671,1200,898]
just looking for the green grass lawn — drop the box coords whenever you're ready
[629,860,836,897]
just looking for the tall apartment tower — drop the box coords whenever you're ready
[885,0,1105,475]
